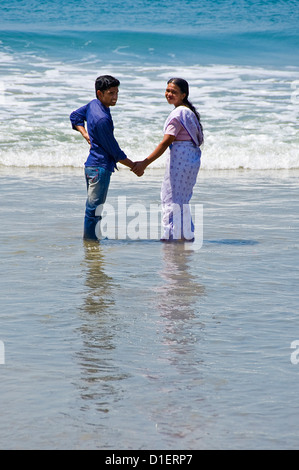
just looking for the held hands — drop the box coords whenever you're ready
[131,160,148,177]
[131,136,168,176]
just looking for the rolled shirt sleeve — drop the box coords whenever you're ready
[70,104,88,130]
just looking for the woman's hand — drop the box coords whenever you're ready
[131,160,148,177]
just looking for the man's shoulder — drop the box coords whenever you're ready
[88,98,99,106]
[86,98,100,111]
[88,99,110,120]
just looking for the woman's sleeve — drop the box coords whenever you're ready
[164,117,182,136]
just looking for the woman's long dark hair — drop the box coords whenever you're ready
[167,78,203,141]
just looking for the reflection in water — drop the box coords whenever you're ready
[155,242,206,364]
[81,241,115,316]
[157,243,205,320]
[147,243,208,441]
[74,240,207,441]
[76,241,127,415]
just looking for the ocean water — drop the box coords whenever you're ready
[0,0,299,171]
[1,0,299,450]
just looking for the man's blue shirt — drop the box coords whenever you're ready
[70,99,127,172]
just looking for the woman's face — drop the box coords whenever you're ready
[165,82,186,107]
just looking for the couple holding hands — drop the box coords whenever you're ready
[70,75,203,242]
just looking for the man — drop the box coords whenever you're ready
[70,75,137,241]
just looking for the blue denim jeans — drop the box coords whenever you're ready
[84,166,111,240]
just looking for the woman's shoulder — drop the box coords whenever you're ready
[165,106,192,125]
[167,105,183,118]
[170,105,194,118]
[179,105,194,115]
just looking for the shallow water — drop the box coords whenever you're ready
[0,167,298,449]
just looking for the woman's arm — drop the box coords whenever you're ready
[132,134,175,176]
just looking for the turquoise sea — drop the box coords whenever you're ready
[0,0,299,450]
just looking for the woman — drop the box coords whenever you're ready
[132,78,203,241]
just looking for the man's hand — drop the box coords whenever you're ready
[84,133,91,145]
[81,130,90,145]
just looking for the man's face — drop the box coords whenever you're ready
[97,86,119,107]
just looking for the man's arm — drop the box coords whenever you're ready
[118,157,135,170]
[70,104,89,141]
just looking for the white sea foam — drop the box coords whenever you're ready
[0,54,298,170]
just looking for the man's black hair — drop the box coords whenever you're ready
[95,75,120,96]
